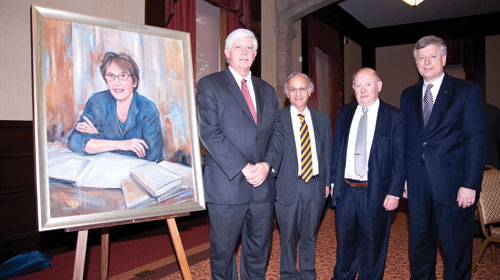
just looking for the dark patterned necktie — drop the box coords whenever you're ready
[423,84,434,126]
[241,79,257,125]
[298,114,312,183]
[354,107,368,177]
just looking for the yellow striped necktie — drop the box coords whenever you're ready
[298,114,313,183]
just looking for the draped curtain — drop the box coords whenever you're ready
[165,0,251,76]
[205,0,251,34]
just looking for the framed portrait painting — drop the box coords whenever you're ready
[31,5,205,231]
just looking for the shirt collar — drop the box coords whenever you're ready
[423,72,445,92]
[358,98,380,113]
[228,66,252,85]
[291,104,310,118]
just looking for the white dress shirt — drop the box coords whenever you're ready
[228,66,257,112]
[422,72,445,106]
[345,98,380,181]
[290,105,319,176]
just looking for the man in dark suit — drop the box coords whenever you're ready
[196,28,284,280]
[275,72,333,279]
[330,68,405,280]
[400,35,487,280]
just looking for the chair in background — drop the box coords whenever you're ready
[472,166,500,273]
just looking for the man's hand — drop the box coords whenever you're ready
[241,163,256,179]
[403,181,408,199]
[242,162,269,187]
[325,186,330,198]
[383,195,399,211]
[457,187,476,208]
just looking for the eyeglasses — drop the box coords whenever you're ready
[104,73,131,81]
[288,87,308,94]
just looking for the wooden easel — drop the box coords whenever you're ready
[66,213,193,280]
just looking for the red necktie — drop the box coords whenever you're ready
[241,79,257,125]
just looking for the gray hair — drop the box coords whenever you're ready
[225,28,258,52]
[284,72,315,97]
[413,35,447,59]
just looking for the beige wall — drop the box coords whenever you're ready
[261,0,276,88]
[0,0,145,121]
[261,2,302,103]
[292,20,302,74]
[343,38,362,104]
[376,44,420,108]
[486,35,500,108]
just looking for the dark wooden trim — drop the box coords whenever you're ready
[250,0,262,78]
[0,120,32,127]
[308,5,500,97]
[145,0,166,27]
[311,4,368,47]
[0,120,38,262]
[369,12,500,47]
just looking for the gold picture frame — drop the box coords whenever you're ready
[31,5,205,231]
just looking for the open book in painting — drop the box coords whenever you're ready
[130,162,183,197]
[120,178,157,209]
[47,144,149,189]
[47,144,194,208]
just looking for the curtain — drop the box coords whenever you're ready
[164,0,252,76]
[205,0,251,34]
[305,15,343,132]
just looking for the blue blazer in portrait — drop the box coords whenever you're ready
[67,90,163,162]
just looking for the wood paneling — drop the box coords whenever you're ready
[0,121,38,262]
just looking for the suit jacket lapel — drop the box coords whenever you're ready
[253,76,265,127]
[425,74,454,129]
[311,109,323,155]
[369,101,389,161]
[343,104,356,145]
[415,82,424,128]
[283,106,299,172]
[340,104,357,165]
[224,68,256,125]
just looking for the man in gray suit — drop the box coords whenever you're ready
[196,28,284,280]
[275,72,333,279]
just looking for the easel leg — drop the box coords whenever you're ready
[166,218,192,280]
[101,227,110,280]
[73,230,89,280]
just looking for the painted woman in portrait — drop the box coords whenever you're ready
[68,52,163,162]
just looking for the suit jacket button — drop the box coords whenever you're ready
[255,136,259,141]
[422,142,427,146]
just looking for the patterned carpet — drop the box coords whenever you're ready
[160,209,500,280]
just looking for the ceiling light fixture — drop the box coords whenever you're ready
[402,0,424,7]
